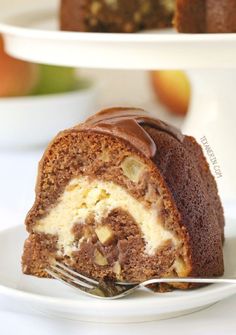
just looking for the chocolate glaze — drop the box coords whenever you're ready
[80,107,184,158]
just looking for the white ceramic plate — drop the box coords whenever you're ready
[0,219,235,323]
[1,0,236,69]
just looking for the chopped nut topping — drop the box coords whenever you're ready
[95,225,114,245]
[121,156,146,183]
[94,249,108,266]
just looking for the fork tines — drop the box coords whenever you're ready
[47,261,99,288]
[46,261,137,299]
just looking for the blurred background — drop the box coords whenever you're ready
[0,31,193,228]
[0,33,190,148]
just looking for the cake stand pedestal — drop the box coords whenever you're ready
[0,0,235,201]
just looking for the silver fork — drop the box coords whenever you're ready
[46,261,236,300]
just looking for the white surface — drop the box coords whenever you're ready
[0,297,236,335]
[0,220,236,323]
[0,85,98,148]
[1,0,236,69]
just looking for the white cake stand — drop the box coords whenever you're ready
[0,0,235,200]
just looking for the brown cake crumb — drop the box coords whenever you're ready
[60,0,174,33]
[175,0,236,33]
[22,108,224,292]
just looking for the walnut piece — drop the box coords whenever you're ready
[121,156,146,183]
[95,225,114,245]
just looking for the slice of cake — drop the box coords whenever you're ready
[175,0,236,33]
[60,0,175,33]
[22,108,224,291]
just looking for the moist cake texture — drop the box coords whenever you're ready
[60,0,175,33]
[22,108,225,291]
[61,0,236,33]
[175,0,236,33]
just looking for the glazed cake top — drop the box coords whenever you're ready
[78,107,184,158]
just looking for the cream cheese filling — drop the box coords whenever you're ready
[35,177,178,256]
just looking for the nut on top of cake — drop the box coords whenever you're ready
[22,107,224,292]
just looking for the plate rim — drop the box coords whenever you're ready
[0,224,235,313]
[1,2,236,70]
[1,6,236,44]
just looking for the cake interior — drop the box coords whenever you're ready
[36,177,178,257]
[60,0,175,33]
[23,131,190,284]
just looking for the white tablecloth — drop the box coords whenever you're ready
[0,148,235,335]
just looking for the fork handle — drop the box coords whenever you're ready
[140,277,236,287]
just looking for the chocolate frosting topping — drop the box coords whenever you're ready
[80,107,184,158]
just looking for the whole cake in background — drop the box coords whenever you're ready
[60,0,175,33]
[175,0,236,33]
[60,0,236,33]
[22,108,225,292]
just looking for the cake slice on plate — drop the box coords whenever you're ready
[22,108,224,291]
